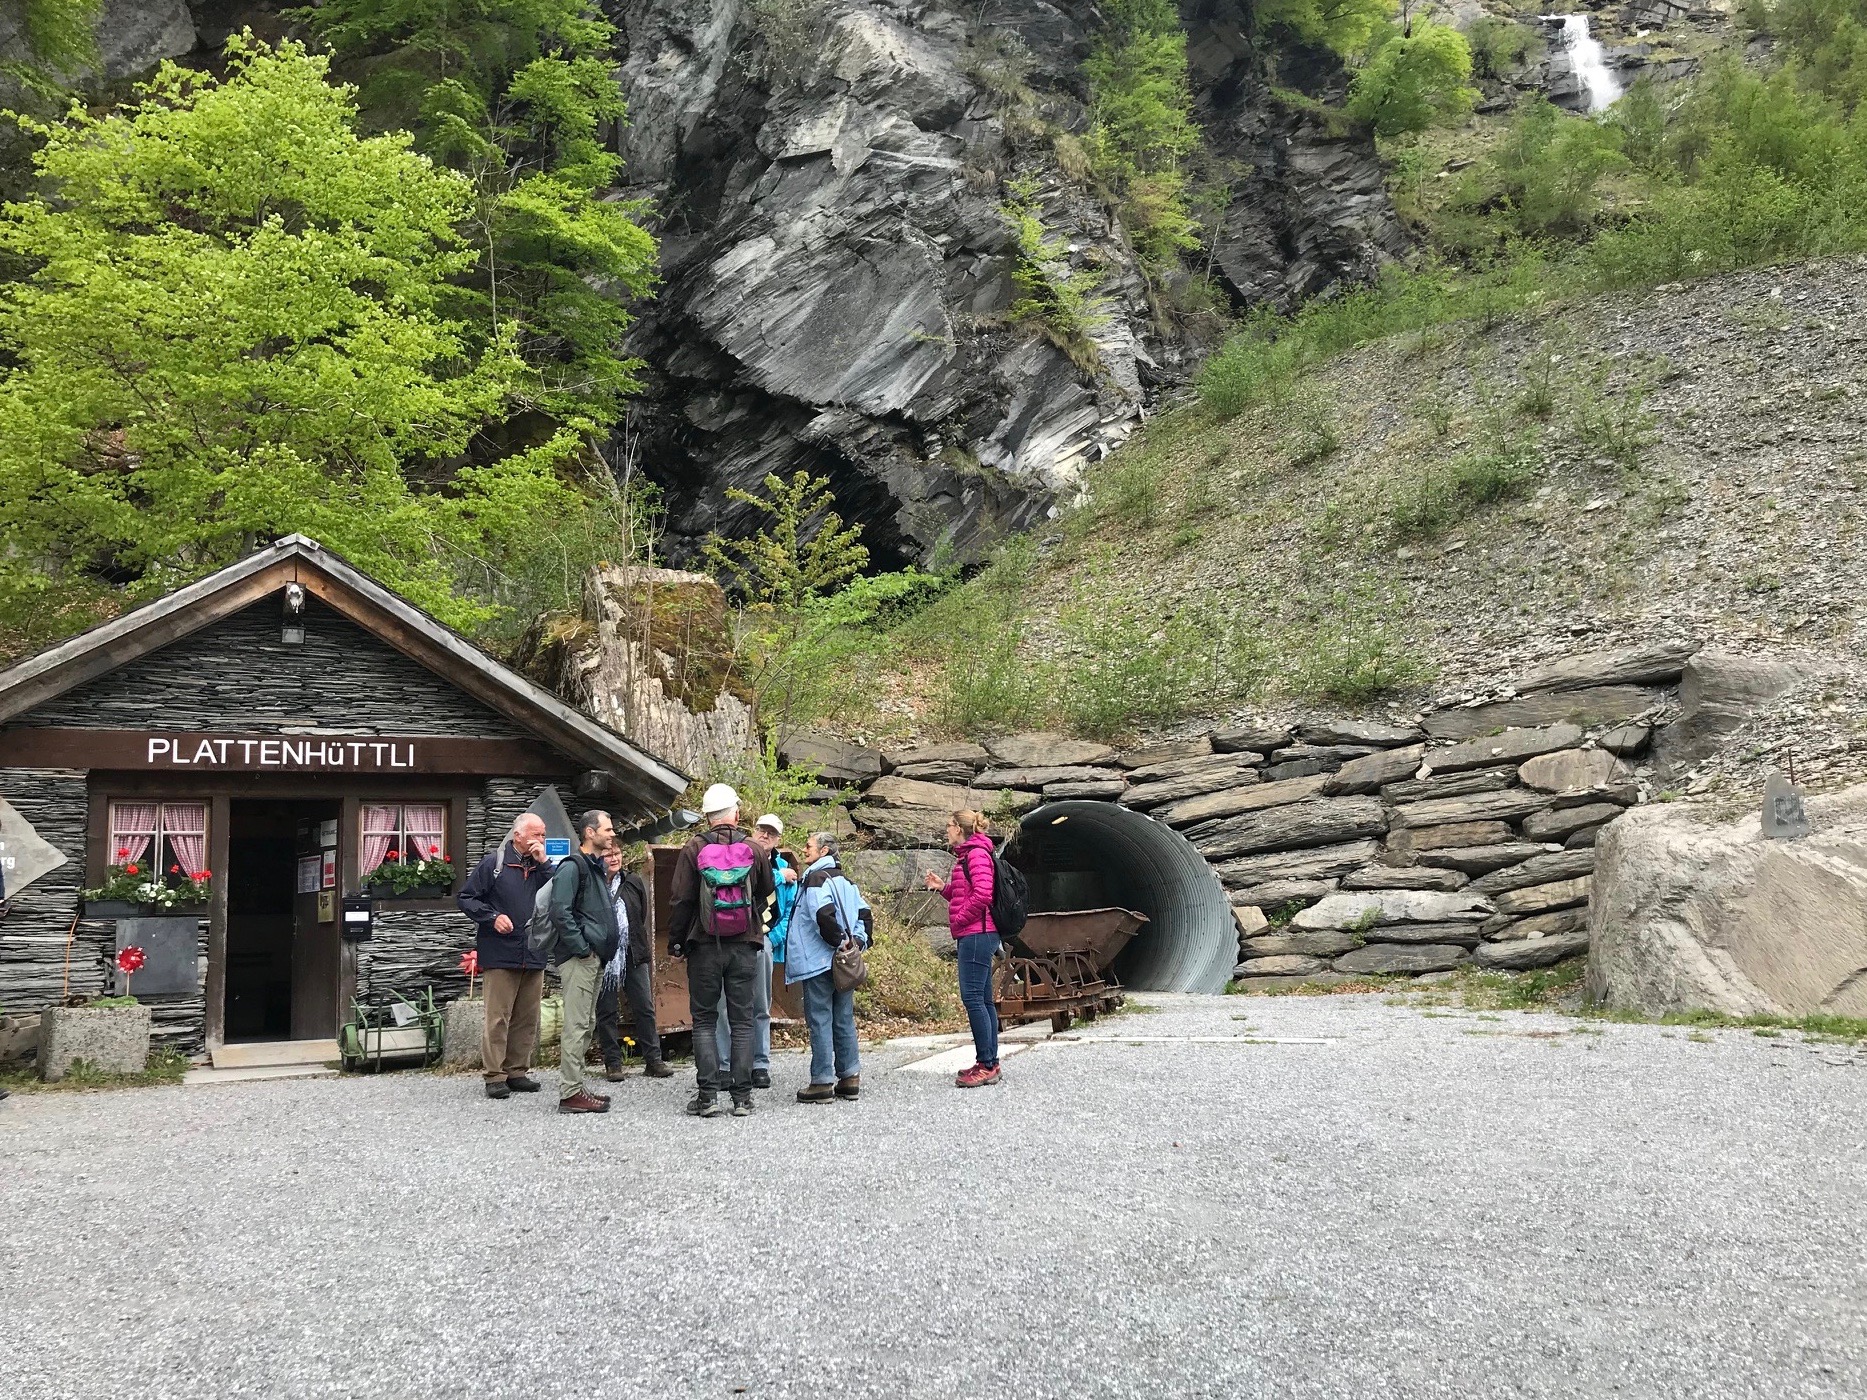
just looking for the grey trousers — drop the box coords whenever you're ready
[687,937,760,1099]
[556,955,601,1101]
[714,938,772,1071]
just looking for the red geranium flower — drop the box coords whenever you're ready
[385,851,400,862]
[430,845,440,856]
[169,864,180,874]
[199,870,212,880]
[116,847,129,859]
[124,864,139,876]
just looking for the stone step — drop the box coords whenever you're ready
[210,1038,341,1069]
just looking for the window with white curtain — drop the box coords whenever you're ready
[361,804,449,880]
[108,801,209,882]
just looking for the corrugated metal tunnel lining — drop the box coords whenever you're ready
[1014,801,1234,993]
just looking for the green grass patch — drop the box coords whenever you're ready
[0,1046,190,1094]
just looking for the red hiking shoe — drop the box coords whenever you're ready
[955,1062,1001,1088]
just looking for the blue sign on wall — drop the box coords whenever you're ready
[544,837,572,862]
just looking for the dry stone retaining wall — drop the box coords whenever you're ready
[784,641,1810,983]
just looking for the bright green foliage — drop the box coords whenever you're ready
[1452,97,1629,242]
[1256,0,1393,58]
[1002,179,1107,363]
[1346,22,1477,138]
[300,0,656,430]
[705,471,869,611]
[0,39,611,651]
[1464,16,1541,80]
[1054,604,1263,741]
[2,0,98,93]
[1084,0,1201,279]
[703,472,947,742]
[1775,0,1867,110]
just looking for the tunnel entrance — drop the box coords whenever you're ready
[1011,801,1234,993]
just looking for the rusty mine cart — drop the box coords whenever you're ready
[995,907,1146,1032]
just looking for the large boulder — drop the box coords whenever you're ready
[1293,889,1493,930]
[1586,786,1867,1016]
[1421,686,1660,741]
[1515,641,1699,694]
[1653,651,1807,775]
[983,733,1115,769]
[778,732,883,786]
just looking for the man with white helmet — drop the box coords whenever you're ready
[712,812,796,1089]
[668,783,775,1117]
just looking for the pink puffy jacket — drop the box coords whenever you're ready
[942,832,997,938]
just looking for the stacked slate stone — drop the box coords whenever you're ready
[781,641,1719,982]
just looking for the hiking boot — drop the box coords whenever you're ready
[751,1068,772,1089]
[505,1075,542,1093]
[558,1092,610,1114]
[685,1093,724,1118]
[955,1063,1001,1088]
[835,1075,860,1100]
[796,1082,835,1104]
[730,1097,755,1117]
[604,1064,627,1082]
[483,1080,511,1100]
[643,1060,674,1079]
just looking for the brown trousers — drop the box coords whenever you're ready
[481,968,545,1082]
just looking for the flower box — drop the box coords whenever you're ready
[84,900,208,919]
[365,883,449,902]
[39,1001,151,1081]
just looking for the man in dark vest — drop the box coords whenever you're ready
[549,809,622,1115]
[457,813,553,1100]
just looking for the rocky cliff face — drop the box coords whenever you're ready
[609,0,1406,568]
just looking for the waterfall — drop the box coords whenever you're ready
[1557,14,1623,112]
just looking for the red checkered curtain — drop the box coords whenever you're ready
[109,802,158,867]
[160,803,208,879]
[362,805,399,878]
[403,805,446,864]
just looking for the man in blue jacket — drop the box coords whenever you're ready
[457,813,554,1100]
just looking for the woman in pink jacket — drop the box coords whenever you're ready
[925,809,1001,1086]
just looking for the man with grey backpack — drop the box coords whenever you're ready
[533,809,622,1115]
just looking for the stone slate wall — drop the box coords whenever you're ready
[19,597,532,738]
[784,642,1737,982]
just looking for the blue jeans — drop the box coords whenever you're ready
[799,971,860,1084]
[956,933,1001,1068]
[714,937,772,1071]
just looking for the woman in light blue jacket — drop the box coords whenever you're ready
[785,832,872,1103]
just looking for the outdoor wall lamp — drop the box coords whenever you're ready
[282,581,306,645]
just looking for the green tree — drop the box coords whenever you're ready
[1084,0,1202,278]
[0,37,609,652]
[1775,0,1867,110]
[299,0,656,431]
[1346,22,1477,138]
[1255,0,1394,58]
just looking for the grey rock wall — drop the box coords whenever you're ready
[610,0,1405,568]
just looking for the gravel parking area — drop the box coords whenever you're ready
[4,993,1865,1399]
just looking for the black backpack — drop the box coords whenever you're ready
[988,843,1028,940]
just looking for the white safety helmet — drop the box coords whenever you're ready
[700,783,741,817]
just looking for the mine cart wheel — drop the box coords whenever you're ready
[1050,1011,1074,1033]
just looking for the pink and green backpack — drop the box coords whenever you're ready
[695,833,757,936]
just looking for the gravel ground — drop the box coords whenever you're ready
[4,994,1865,1400]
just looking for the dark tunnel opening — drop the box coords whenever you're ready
[1011,801,1235,993]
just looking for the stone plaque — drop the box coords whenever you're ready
[0,796,69,898]
[1761,769,1810,841]
[115,917,201,998]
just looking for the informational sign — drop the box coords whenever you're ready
[0,796,68,898]
[296,855,321,894]
[1762,769,1810,841]
[317,819,338,848]
[321,850,338,889]
[544,837,572,863]
[317,889,336,923]
[0,728,565,775]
